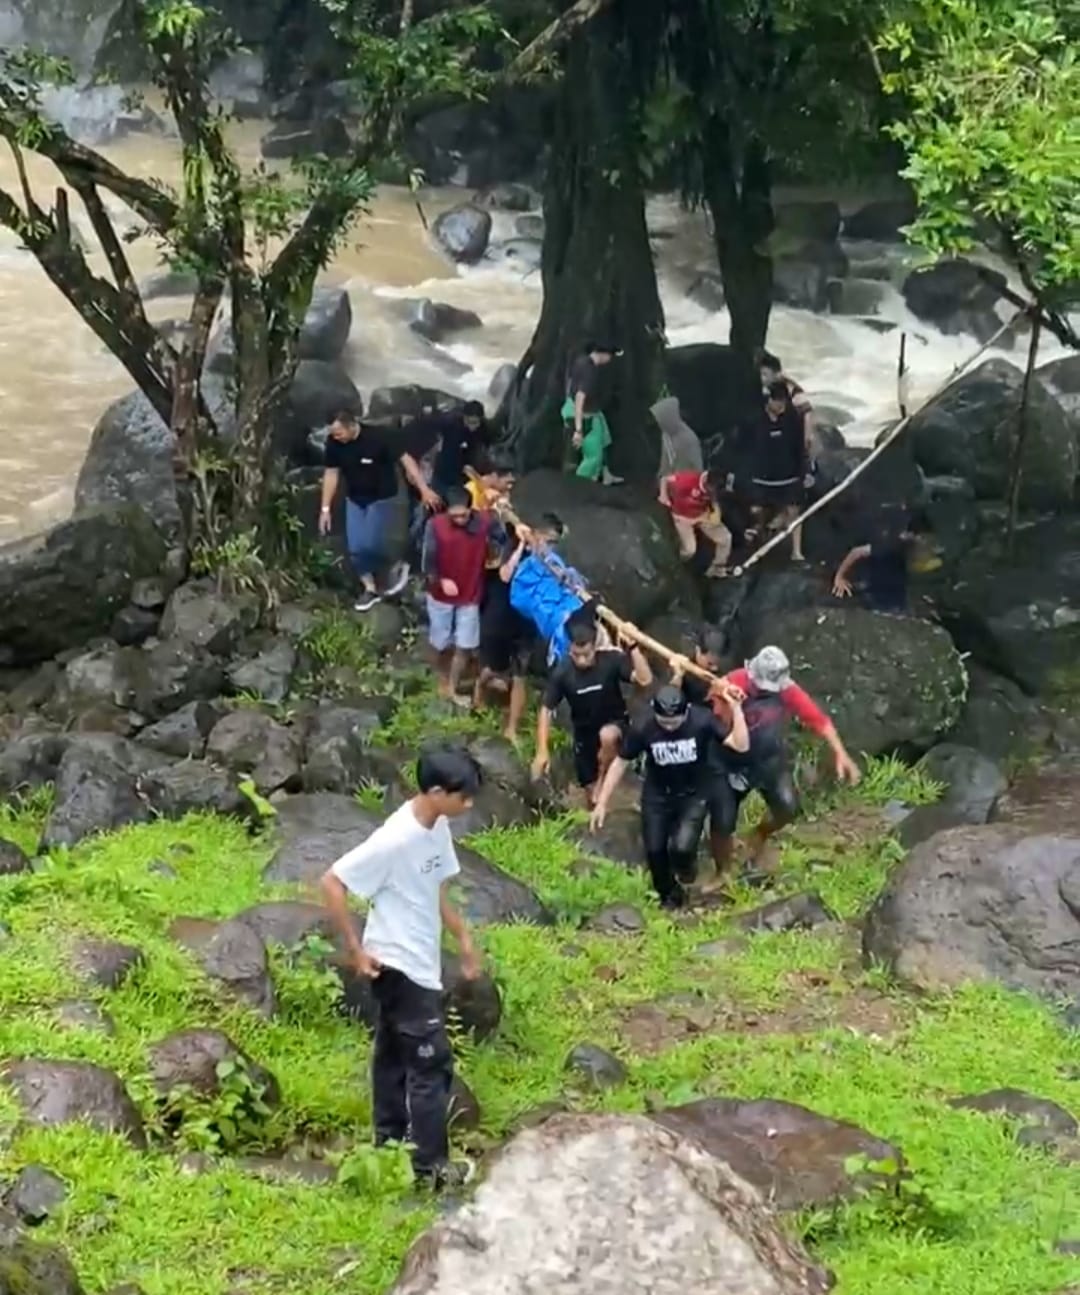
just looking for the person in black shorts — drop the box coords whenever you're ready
[472,513,564,745]
[589,685,749,909]
[531,616,652,804]
[750,381,813,563]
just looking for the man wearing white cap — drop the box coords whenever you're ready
[706,645,860,877]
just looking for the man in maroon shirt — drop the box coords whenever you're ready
[421,485,504,707]
[658,468,731,578]
[706,645,860,877]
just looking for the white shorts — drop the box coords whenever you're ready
[426,596,481,652]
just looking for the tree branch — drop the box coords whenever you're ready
[509,0,613,80]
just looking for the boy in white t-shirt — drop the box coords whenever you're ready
[320,745,483,1189]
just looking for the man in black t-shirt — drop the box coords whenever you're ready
[749,381,813,563]
[531,616,652,805]
[832,513,932,614]
[590,686,749,908]
[319,411,433,612]
[400,401,489,564]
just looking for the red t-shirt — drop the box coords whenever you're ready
[667,471,711,519]
[720,667,831,738]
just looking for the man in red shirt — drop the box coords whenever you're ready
[421,485,503,707]
[658,468,731,578]
[706,645,860,877]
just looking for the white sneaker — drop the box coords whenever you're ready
[601,469,624,486]
[354,592,381,613]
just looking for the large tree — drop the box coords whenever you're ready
[503,0,668,478]
[0,0,494,564]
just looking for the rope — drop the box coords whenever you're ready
[731,306,1029,577]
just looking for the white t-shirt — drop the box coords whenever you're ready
[330,801,460,991]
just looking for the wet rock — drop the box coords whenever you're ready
[736,893,837,934]
[0,838,31,876]
[773,242,848,313]
[0,732,68,796]
[138,760,251,820]
[301,701,398,794]
[298,286,352,363]
[41,735,164,850]
[110,603,160,647]
[564,1043,627,1090]
[830,278,891,316]
[930,516,1080,695]
[653,1097,902,1210]
[948,664,1051,763]
[206,710,302,794]
[385,1113,832,1295]
[514,213,544,239]
[902,257,1006,342]
[896,743,1007,848]
[433,204,492,264]
[449,1075,482,1133]
[148,1028,280,1106]
[473,182,535,212]
[405,298,483,343]
[170,917,276,1016]
[487,362,518,405]
[54,1000,116,1036]
[907,358,1075,507]
[0,507,168,667]
[843,194,917,241]
[685,271,727,313]
[573,809,645,869]
[233,899,340,952]
[2,1059,146,1147]
[0,1229,85,1294]
[366,384,460,422]
[260,116,350,160]
[493,236,542,272]
[585,903,646,936]
[5,1165,67,1225]
[136,640,227,720]
[227,639,297,704]
[384,778,531,839]
[949,1088,1077,1152]
[137,700,223,759]
[72,938,145,990]
[160,580,258,656]
[338,950,503,1043]
[282,361,363,461]
[264,794,551,926]
[863,825,1080,1001]
[741,607,967,758]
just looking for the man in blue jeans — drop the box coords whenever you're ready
[320,410,435,611]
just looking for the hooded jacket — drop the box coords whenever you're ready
[651,396,703,479]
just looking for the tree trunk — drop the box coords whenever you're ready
[505,2,665,479]
[702,128,774,363]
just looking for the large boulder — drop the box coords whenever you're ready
[148,1028,280,1104]
[664,344,761,449]
[73,380,233,537]
[433,204,492,264]
[896,743,1008,848]
[862,825,1080,1001]
[741,607,967,757]
[0,1230,85,1295]
[406,87,550,188]
[281,361,363,462]
[772,242,848,314]
[2,1059,146,1147]
[297,286,352,363]
[931,516,1080,694]
[137,760,252,820]
[0,508,167,668]
[905,358,1076,508]
[842,193,917,241]
[901,258,1007,342]
[948,665,1052,762]
[385,1114,832,1295]
[170,916,276,1016]
[205,710,303,794]
[40,735,165,851]
[510,470,692,629]
[263,793,551,926]
[60,640,225,722]
[652,1098,901,1210]
[1038,354,1080,423]
[159,580,258,656]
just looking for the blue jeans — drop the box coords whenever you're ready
[345,496,395,580]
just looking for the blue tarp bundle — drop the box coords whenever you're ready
[509,551,588,663]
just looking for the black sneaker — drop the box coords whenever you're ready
[354,591,381,613]
[384,562,410,598]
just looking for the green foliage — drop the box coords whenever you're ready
[880,0,1080,289]
[299,608,375,676]
[237,778,277,823]
[153,1055,281,1156]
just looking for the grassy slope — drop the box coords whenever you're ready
[1,720,1079,1294]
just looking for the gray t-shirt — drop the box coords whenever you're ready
[331,801,460,990]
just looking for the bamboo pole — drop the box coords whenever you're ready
[731,306,1027,577]
[466,469,738,699]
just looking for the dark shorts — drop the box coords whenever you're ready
[479,601,533,675]
[706,757,800,835]
[752,479,805,510]
[572,716,627,788]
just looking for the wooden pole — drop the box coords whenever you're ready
[731,307,1026,577]
[467,470,738,698]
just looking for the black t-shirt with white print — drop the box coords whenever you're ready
[620,705,731,796]
[543,649,632,730]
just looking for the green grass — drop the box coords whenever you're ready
[0,759,1078,1295]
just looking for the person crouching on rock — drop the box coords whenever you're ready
[320,744,482,1192]
[707,646,860,880]
[422,485,504,707]
[589,685,749,910]
[531,613,652,807]
[658,466,732,579]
